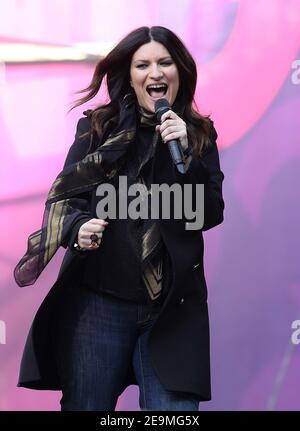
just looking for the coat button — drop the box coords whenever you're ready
[180,297,185,304]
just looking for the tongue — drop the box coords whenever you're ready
[149,89,165,98]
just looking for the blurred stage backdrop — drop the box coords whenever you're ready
[0,0,300,411]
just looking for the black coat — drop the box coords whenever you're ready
[18,115,224,401]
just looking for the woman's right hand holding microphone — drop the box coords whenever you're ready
[77,218,109,250]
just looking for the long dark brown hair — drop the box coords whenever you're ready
[71,26,211,157]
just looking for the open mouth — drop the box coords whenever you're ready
[146,83,168,99]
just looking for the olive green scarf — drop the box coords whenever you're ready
[14,94,165,300]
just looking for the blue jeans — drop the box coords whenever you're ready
[54,287,200,411]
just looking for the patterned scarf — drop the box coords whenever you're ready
[14,94,165,300]
[126,105,163,300]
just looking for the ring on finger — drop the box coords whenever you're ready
[89,242,99,249]
[90,233,99,242]
[89,233,100,247]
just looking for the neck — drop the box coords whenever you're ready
[138,105,157,127]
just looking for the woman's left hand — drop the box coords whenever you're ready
[155,110,188,151]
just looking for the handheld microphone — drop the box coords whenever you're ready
[154,99,185,174]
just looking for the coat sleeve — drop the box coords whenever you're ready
[175,120,225,231]
[61,116,94,250]
[63,117,92,168]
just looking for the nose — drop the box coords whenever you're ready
[149,63,163,79]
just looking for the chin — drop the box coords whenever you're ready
[140,94,172,112]
[141,100,155,113]
[147,98,168,112]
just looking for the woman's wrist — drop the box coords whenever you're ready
[184,154,192,171]
[182,145,193,160]
[179,134,188,151]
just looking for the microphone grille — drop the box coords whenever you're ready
[154,98,170,112]
[154,98,171,122]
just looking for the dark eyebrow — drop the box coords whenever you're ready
[133,56,172,64]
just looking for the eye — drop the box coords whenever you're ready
[136,64,147,69]
[161,61,173,66]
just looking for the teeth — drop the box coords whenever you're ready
[146,84,168,89]
[146,84,168,97]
